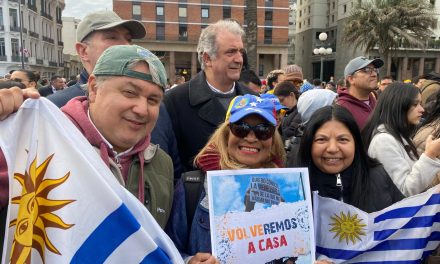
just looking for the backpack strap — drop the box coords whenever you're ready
[183,170,205,229]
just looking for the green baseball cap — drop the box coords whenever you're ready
[92,45,167,90]
[76,10,146,42]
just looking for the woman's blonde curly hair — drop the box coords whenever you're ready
[194,121,286,170]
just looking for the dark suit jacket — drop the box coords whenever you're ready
[38,85,54,97]
[163,71,257,171]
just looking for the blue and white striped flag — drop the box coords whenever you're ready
[0,98,183,263]
[314,186,440,263]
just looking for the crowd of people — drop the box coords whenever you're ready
[1,9,440,264]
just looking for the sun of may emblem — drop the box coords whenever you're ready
[329,211,366,245]
[9,153,75,263]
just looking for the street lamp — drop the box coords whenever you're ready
[313,32,332,81]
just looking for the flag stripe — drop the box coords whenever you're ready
[374,214,440,240]
[71,204,140,263]
[374,194,440,223]
[140,247,172,264]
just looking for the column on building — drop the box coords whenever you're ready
[273,54,280,70]
[191,52,197,79]
[418,57,425,76]
[169,51,175,83]
[435,57,440,73]
[402,57,408,81]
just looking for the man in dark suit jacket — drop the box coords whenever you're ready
[38,75,65,97]
[163,20,257,172]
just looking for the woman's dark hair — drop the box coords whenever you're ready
[419,89,440,138]
[15,69,38,83]
[299,105,373,208]
[274,81,300,100]
[363,82,421,160]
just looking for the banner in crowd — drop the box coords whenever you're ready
[0,99,183,264]
[314,185,440,263]
[207,168,315,264]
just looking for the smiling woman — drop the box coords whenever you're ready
[298,105,403,213]
[165,94,285,264]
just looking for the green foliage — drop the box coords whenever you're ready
[343,0,436,56]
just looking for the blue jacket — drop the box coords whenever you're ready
[165,177,211,259]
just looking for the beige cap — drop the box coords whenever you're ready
[76,10,146,42]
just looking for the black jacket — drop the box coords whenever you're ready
[164,71,257,171]
[310,165,404,213]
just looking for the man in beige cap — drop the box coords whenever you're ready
[47,10,146,108]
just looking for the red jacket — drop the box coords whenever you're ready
[337,89,376,130]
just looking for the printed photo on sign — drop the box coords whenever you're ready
[207,168,315,264]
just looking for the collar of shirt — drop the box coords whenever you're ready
[206,80,236,95]
[87,109,133,158]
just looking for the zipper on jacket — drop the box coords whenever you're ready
[114,155,122,170]
[336,173,343,202]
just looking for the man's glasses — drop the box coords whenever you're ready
[229,122,275,141]
[355,67,379,75]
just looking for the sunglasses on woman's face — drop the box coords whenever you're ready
[229,122,275,141]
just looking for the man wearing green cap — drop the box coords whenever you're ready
[0,45,175,229]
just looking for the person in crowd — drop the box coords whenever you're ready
[413,89,440,187]
[38,75,65,96]
[325,81,336,92]
[260,93,288,129]
[239,69,262,93]
[170,75,185,89]
[283,64,304,92]
[413,75,426,89]
[9,69,38,89]
[338,56,384,129]
[0,45,175,229]
[265,69,285,94]
[363,82,440,197]
[273,80,300,141]
[420,76,440,107]
[166,94,285,264]
[312,78,322,89]
[378,75,393,92]
[299,105,404,212]
[285,89,337,167]
[163,19,257,172]
[47,10,146,107]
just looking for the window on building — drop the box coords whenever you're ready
[156,6,164,16]
[332,15,334,23]
[9,9,18,29]
[308,6,311,13]
[179,25,187,40]
[332,2,335,9]
[201,7,209,18]
[299,10,302,17]
[343,4,347,13]
[265,11,273,21]
[11,38,19,56]
[223,7,231,18]
[156,24,165,40]
[308,18,310,26]
[133,4,141,16]
[0,8,3,29]
[179,7,187,17]
[0,38,5,57]
[264,28,272,44]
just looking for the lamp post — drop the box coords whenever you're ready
[18,0,24,69]
[313,32,332,81]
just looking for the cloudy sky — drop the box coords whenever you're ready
[63,0,113,19]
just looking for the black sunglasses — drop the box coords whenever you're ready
[229,122,275,141]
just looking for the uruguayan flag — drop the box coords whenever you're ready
[0,98,183,263]
[313,186,440,263]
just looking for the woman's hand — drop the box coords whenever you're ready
[424,135,440,159]
[188,252,219,264]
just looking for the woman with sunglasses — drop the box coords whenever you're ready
[166,94,285,264]
[363,82,440,197]
[299,105,403,212]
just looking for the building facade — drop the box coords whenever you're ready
[113,0,290,81]
[295,0,440,82]
[0,0,65,79]
[61,16,81,79]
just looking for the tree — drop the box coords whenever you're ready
[245,0,258,72]
[343,0,436,75]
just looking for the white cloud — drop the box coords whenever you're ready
[63,0,113,19]
[213,177,244,214]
